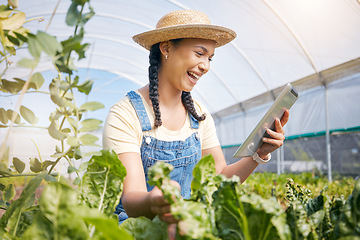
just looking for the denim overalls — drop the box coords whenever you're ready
[115,91,202,224]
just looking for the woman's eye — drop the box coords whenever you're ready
[195,52,203,56]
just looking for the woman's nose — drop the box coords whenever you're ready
[198,61,210,74]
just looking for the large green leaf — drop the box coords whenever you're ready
[36,31,62,57]
[61,28,89,60]
[67,136,80,147]
[119,216,166,240]
[213,181,291,240]
[7,34,19,46]
[48,121,67,140]
[85,216,134,240]
[30,72,45,90]
[66,1,80,26]
[6,109,20,124]
[12,27,29,44]
[0,12,25,31]
[79,101,104,112]
[0,172,46,237]
[3,184,16,202]
[30,158,42,173]
[334,180,360,238]
[20,105,38,125]
[80,149,126,217]
[49,78,75,109]
[27,36,42,60]
[79,134,98,146]
[1,79,23,93]
[13,78,37,91]
[17,58,38,69]
[79,118,102,132]
[0,5,12,18]
[0,108,8,124]
[22,182,89,240]
[190,154,227,204]
[80,9,95,27]
[77,80,93,95]
[13,157,25,173]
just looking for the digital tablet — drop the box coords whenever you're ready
[233,83,298,158]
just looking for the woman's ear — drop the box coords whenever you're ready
[159,41,171,58]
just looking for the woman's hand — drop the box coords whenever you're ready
[149,180,180,224]
[149,180,180,240]
[257,109,289,158]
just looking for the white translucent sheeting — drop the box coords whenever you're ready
[216,75,360,147]
[4,0,360,114]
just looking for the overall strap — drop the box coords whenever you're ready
[188,113,199,129]
[127,91,152,131]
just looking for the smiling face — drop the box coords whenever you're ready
[158,38,216,92]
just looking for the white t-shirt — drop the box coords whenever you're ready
[102,90,220,155]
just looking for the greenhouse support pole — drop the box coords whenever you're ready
[324,84,332,182]
[277,148,281,175]
[281,145,285,174]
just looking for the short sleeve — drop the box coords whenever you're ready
[102,97,143,155]
[194,100,220,150]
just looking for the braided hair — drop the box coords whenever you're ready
[148,40,206,128]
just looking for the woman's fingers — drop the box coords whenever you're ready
[167,223,177,240]
[160,212,178,224]
[149,182,181,224]
[259,110,290,155]
[265,120,285,141]
[280,109,289,127]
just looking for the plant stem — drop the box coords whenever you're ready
[0,90,50,96]
[2,125,48,129]
[90,165,110,238]
[24,16,45,24]
[31,139,43,162]
[98,165,109,212]
[0,67,35,161]
[66,4,84,66]
[0,173,49,179]
[48,148,72,174]
[64,155,81,179]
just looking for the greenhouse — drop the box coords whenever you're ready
[0,0,359,239]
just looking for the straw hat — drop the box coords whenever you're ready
[132,10,236,50]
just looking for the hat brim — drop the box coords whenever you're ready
[133,24,236,50]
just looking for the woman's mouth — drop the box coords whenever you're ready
[187,71,200,84]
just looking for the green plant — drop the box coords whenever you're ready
[0,0,101,181]
[121,154,359,240]
[0,1,134,239]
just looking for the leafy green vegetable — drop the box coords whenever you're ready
[22,182,89,240]
[190,154,228,205]
[0,172,46,237]
[333,180,360,239]
[85,215,134,240]
[120,216,167,240]
[213,180,291,240]
[80,149,126,217]
[148,160,218,240]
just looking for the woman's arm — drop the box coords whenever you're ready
[118,152,178,223]
[203,110,289,183]
[118,152,154,218]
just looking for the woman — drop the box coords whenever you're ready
[103,9,289,227]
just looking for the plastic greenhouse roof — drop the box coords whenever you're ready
[4,0,360,117]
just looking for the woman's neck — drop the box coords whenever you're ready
[138,84,187,131]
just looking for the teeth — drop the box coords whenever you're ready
[188,72,200,80]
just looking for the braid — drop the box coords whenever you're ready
[149,43,162,128]
[181,91,206,122]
